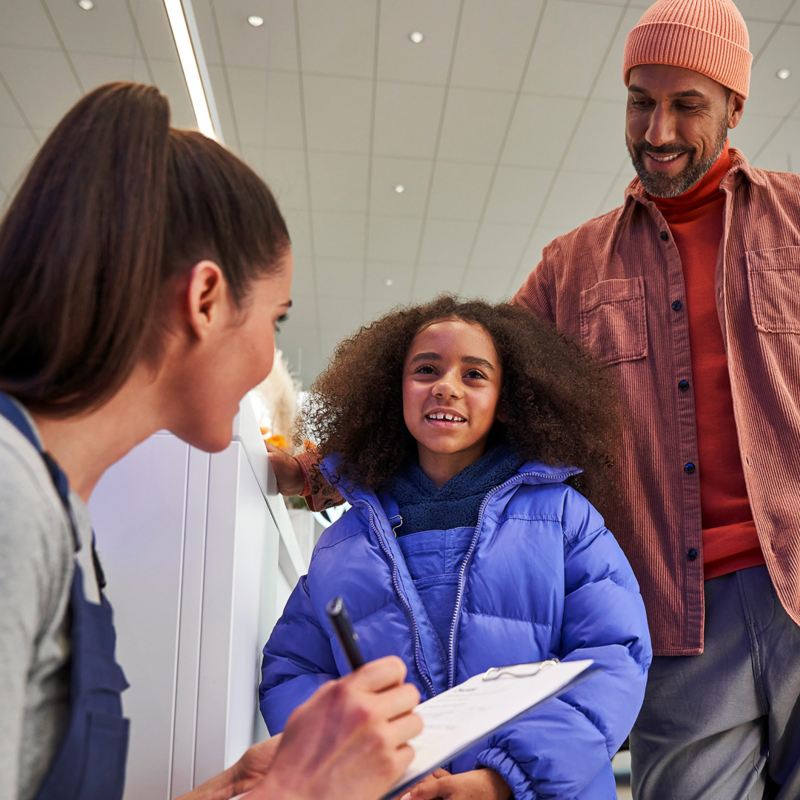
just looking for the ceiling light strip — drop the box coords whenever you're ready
[163,0,223,142]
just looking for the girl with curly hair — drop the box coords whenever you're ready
[261,296,651,800]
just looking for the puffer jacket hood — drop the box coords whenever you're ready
[261,458,651,799]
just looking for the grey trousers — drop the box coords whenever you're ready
[630,565,800,800]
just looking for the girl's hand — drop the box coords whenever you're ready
[265,441,305,495]
[402,768,512,800]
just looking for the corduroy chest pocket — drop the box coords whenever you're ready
[746,246,800,334]
[579,277,648,366]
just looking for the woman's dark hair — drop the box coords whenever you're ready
[301,296,620,515]
[0,82,290,414]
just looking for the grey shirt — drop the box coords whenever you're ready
[0,411,96,800]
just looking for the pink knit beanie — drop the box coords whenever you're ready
[623,0,752,98]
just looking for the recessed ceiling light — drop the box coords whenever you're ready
[248,15,265,27]
[385,278,394,287]
[394,184,405,194]
[408,31,424,44]
[77,0,95,10]
[776,68,791,80]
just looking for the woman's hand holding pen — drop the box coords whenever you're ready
[245,655,422,800]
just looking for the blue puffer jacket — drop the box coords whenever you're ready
[261,459,652,799]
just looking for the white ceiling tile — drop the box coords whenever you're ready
[69,53,151,93]
[281,208,313,257]
[365,260,414,301]
[747,25,800,116]
[210,0,297,70]
[428,161,494,220]
[128,0,180,62]
[0,125,37,191]
[411,265,466,303]
[483,166,553,225]
[752,117,800,171]
[438,88,515,163]
[314,257,364,299]
[288,251,316,295]
[147,59,195,129]
[460,266,513,302]
[370,156,434,217]
[563,99,627,173]
[450,0,543,91]
[738,0,795,22]
[43,0,140,58]
[502,94,584,167]
[592,7,644,103]
[418,219,479,266]
[731,113,785,159]
[275,323,318,379]
[303,75,372,153]
[312,210,366,259]
[317,296,363,330]
[788,7,800,23]
[377,0,459,85]
[367,215,423,262]
[0,47,81,129]
[468,223,531,271]
[514,227,566,279]
[363,296,406,323]
[260,148,310,210]
[0,76,26,128]
[373,81,445,158]
[524,2,624,98]
[225,66,267,147]
[748,20,780,57]
[308,151,369,213]
[0,1,60,48]
[297,0,376,79]
[262,71,304,149]
[538,170,617,231]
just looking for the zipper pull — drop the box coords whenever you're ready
[389,514,403,536]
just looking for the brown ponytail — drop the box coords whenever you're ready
[0,82,289,415]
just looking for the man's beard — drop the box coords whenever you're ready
[627,118,728,198]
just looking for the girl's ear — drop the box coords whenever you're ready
[184,260,227,340]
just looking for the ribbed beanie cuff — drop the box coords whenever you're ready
[623,0,752,98]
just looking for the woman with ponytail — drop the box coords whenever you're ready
[0,83,420,800]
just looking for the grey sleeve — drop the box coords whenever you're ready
[0,458,69,799]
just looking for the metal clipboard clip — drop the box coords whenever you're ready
[482,659,559,682]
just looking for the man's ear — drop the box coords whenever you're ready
[728,91,746,130]
[185,260,226,340]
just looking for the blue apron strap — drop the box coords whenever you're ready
[0,391,106,589]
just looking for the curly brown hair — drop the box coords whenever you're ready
[300,296,620,515]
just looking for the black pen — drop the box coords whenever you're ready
[326,596,366,670]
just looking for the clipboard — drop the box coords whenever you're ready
[382,658,595,799]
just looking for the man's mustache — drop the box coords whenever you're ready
[633,142,691,156]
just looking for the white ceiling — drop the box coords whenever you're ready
[2,0,800,385]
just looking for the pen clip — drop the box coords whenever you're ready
[482,659,559,682]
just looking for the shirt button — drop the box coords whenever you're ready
[678,379,690,392]
[660,231,669,241]
[687,548,699,561]
[671,299,683,312]
[684,462,696,475]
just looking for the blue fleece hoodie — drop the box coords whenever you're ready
[260,457,651,799]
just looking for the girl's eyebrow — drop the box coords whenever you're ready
[409,351,495,371]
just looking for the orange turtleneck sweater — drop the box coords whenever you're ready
[652,143,764,581]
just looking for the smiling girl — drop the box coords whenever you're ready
[260,296,651,799]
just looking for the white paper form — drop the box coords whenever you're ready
[383,659,594,798]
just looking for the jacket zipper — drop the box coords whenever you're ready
[445,469,575,689]
[362,502,437,698]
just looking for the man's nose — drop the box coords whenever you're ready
[645,106,676,148]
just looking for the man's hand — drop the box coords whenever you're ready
[402,768,511,800]
[265,442,305,496]
[245,656,422,800]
